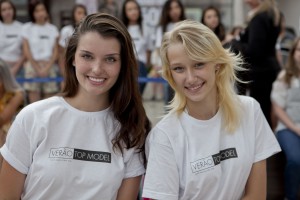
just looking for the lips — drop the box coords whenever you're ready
[87,76,105,84]
[185,82,204,92]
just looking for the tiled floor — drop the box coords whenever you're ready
[143,99,165,126]
[142,82,165,126]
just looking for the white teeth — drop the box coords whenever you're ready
[188,84,202,91]
[88,76,105,82]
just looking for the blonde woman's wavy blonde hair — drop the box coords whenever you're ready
[160,20,245,133]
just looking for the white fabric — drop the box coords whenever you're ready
[1,96,145,200]
[128,24,153,63]
[155,23,175,48]
[0,21,23,62]
[21,22,59,61]
[271,70,300,131]
[59,25,74,48]
[143,95,281,200]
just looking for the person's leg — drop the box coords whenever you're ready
[277,129,300,200]
[138,61,148,95]
[43,65,59,99]
[23,61,41,103]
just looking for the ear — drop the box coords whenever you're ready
[215,64,220,71]
[72,60,75,67]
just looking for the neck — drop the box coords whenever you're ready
[186,97,219,120]
[3,19,13,24]
[36,20,46,25]
[129,21,137,25]
[65,91,110,112]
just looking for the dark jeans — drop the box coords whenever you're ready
[277,129,300,200]
[138,60,148,95]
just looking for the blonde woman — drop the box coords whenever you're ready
[142,20,281,200]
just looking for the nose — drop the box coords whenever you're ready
[91,61,103,74]
[186,68,197,83]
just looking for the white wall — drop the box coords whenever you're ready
[278,0,300,35]
[50,0,74,29]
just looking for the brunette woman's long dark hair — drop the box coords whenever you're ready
[63,13,151,165]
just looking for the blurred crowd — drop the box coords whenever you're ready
[0,0,300,198]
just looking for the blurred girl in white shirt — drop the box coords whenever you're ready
[121,0,152,95]
[0,0,25,78]
[22,1,59,103]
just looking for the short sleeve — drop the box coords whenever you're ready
[54,26,59,38]
[252,100,281,162]
[1,115,31,174]
[142,127,179,200]
[123,148,145,179]
[271,78,288,108]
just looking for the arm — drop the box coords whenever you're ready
[242,160,267,200]
[58,45,66,76]
[10,55,26,77]
[23,38,39,72]
[0,160,26,199]
[272,101,300,135]
[0,92,23,127]
[43,37,59,74]
[116,175,142,200]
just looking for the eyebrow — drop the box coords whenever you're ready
[79,50,120,56]
[170,63,182,67]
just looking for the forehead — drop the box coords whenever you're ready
[77,31,120,52]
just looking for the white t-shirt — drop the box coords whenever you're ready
[22,22,59,61]
[142,96,281,200]
[59,25,74,48]
[155,22,175,49]
[128,24,153,64]
[1,96,145,200]
[0,21,23,62]
[271,70,300,132]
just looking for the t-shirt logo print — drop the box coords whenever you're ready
[190,148,238,174]
[49,147,111,163]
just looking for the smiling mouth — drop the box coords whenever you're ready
[185,82,204,91]
[88,76,105,83]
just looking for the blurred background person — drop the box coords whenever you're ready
[0,0,25,78]
[0,59,24,166]
[201,6,226,44]
[271,37,300,200]
[231,0,281,128]
[121,0,152,95]
[58,4,86,88]
[22,1,59,103]
[155,0,186,104]
[98,0,118,18]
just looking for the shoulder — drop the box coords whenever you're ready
[238,95,260,113]
[60,25,73,33]
[46,23,59,32]
[22,22,32,30]
[13,20,23,26]
[17,96,62,119]
[147,111,180,145]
